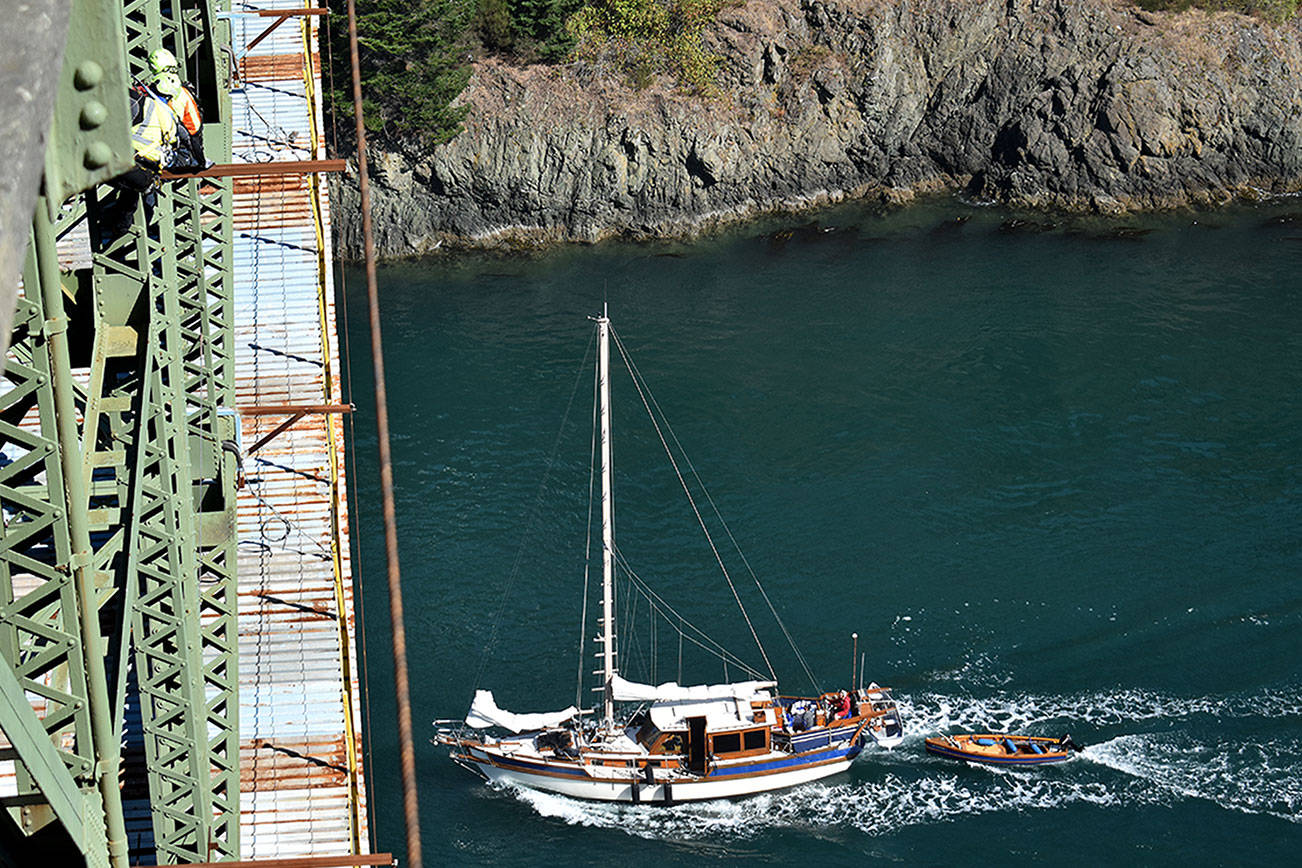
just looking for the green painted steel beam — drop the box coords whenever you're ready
[0,654,84,849]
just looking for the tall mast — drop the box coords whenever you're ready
[597,307,617,726]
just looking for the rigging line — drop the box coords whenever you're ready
[651,597,656,684]
[575,352,599,710]
[614,546,760,676]
[470,331,596,691]
[628,585,762,680]
[635,407,818,690]
[614,550,765,679]
[621,582,644,681]
[611,327,777,682]
[613,329,819,692]
[613,548,764,678]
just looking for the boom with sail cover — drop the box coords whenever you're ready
[465,690,577,733]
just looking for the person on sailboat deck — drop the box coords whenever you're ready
[836,690,852,720]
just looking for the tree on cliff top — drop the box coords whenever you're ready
[327,0,473,149]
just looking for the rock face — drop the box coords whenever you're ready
[332,0,1302,257]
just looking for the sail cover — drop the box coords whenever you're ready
[465,689,578,732]
[610,675,777,703]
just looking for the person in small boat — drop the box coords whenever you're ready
[835,690,852,720]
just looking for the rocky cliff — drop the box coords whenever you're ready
[331,0,1302,257]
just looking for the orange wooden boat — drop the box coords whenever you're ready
[925,733,1082,766]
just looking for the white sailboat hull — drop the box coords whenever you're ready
[467,745,856,804]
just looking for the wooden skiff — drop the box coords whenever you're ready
[924,733,1081,766]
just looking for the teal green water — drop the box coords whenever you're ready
[342,200,1302,865]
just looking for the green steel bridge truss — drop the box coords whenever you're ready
[2,0,239,864]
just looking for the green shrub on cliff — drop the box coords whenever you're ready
[1135,0,1299,22]
[568,0,727,92]
[475,0,587,60]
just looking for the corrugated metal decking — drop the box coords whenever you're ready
[230,3,370,860]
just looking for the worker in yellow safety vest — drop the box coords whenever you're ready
[96,60,183,245]
[148,48,208,169]
[129,83,179,170]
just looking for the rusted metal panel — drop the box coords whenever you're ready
[231,1,368,859]
[241,53,322,83]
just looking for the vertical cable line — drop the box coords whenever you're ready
[344,3,420,866]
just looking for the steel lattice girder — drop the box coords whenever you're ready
[109,0,239,860]
[1,0,238,862]
[0,292,99,836]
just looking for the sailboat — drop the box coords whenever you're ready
[433,309,903,804]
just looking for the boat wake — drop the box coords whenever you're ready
[495,684,1302,838]
[1087,734,1302,824]
[505,772,1133,840]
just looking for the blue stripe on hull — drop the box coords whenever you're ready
[781,725,863,752]
[476,742,862,781]
[711,743,861,778]
[925,744,1069,765]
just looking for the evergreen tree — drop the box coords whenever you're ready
[327,0,474,149]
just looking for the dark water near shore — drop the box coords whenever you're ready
[342,199,1302,865]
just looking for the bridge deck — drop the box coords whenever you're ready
[229,5,369,860]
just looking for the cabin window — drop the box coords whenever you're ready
[711,732,742,754]
[743,729,767,751]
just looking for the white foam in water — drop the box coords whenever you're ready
[499,684,1302,837]
[504,774,1142,841]
[898,684,1302,736]
[1089,734,1302,824]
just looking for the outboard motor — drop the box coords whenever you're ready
[1059,733,1083,752]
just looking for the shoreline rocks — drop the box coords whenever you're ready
[331,0,1302,258]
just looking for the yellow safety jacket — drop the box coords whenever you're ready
[130,92,178,169]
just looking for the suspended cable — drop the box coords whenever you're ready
[610,327,777,682]
[344,2,420,864]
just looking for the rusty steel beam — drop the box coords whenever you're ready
[163,159,346,180]
[163,854,394,868]
[243,404,354,455]
[242,9,330,56]
[239,403,354,416]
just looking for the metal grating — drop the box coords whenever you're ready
[229,2,369,860]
